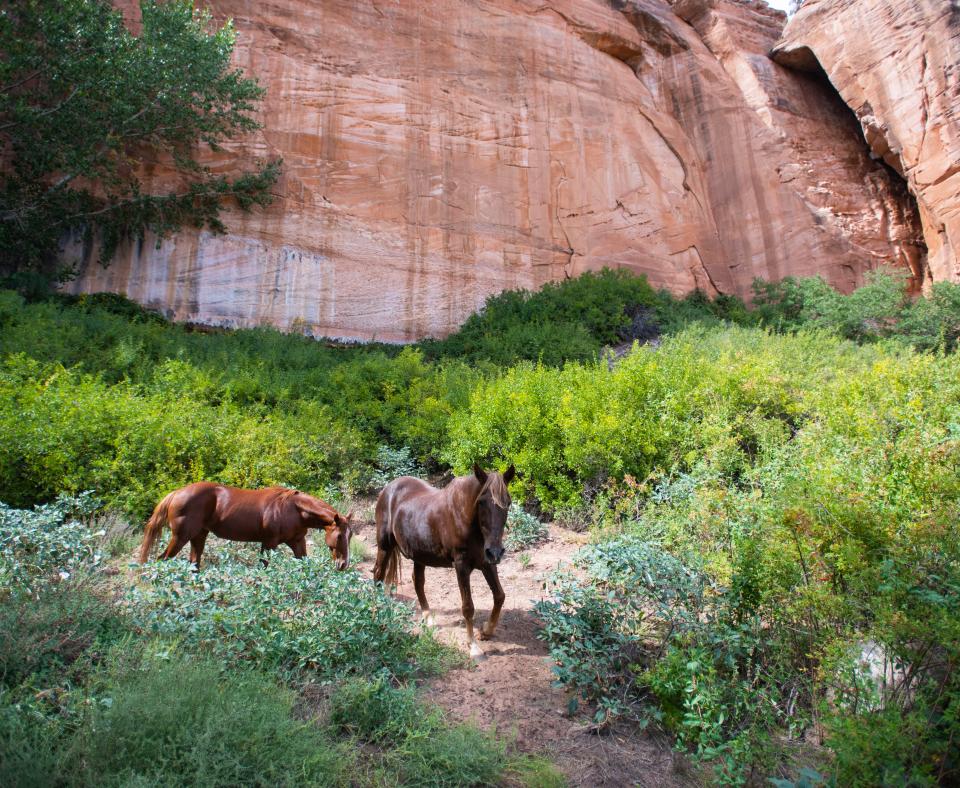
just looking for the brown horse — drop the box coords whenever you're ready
[138,482,353,569]
[373,464,515,659]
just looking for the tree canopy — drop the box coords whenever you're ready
[0,0,280,284]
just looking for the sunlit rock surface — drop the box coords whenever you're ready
[68,0,926,341]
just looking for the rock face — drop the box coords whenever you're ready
[68,0,927,341]
[773,0,960,285]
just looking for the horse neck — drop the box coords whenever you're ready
[445,475,484,530]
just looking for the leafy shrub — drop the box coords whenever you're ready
[445,326,821,510]
[329,676,509,787]
[538,538,790,783]
[128,551,440,679]
[0,492,104,595]
[0,648,348,788]
[504,505,548,551]
[68,653,347,787]
[367,445,423,492]
[751,269,960,349]
[422,268,661,365]
[532,329,960,782]
[0,581,126,692]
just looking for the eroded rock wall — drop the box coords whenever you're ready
[67,0,926,340]
[773,0,960,284]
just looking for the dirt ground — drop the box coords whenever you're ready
[351,523,699,788]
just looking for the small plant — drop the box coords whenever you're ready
[69,652,347,787]
[367,445,423,491]
[0,493,104,596]
[505,505,548,551]
[517,552,532,570]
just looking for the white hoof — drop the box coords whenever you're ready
[421,611,436,628]
[469,641,486,661]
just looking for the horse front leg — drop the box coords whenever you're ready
[413,562,435,627]
[287,535,307,558]
[455,560,483,660]
[478,563,505,640]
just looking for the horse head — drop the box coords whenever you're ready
[294,494,353,570]
[473,463,516,565]
[328,510,354,570]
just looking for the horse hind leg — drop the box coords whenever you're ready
[161,513,196,561]
[160,533,189,560]
[189,531,209,569]
[413,562,435,627]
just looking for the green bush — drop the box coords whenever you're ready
[532,328,960,782]
[0,649,349,788]
[329,676,509,787]
[69,654,347,787]
[422,268,661,365]
[444,326,820,510]
[129,548,442,680]
[0,492,104,594]
[504,505,548,551]
[751,269,960,349]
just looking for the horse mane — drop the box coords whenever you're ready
[273,487,299,503]
[479,473,510,508]
[263,487,302,526]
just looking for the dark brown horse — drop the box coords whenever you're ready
[374,464,515,659]
[138,483,353,569]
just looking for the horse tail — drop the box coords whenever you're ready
[381,543,401,590]
[139,490,175,563]
[373,488,402,590]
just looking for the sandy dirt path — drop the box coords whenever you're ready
[352,524,697,787]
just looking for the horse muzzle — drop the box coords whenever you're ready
[484,546,505,565]
[336,558,348,570]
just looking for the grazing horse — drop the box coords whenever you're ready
[374,464,515,659]
[138,483,353,569]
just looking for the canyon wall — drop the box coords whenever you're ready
[773,0,960,285]
[67,0,927,341]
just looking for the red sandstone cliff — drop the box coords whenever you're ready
[66,0,929,341]
[773,0,960,285]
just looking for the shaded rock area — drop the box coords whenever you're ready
[67,0,935,340]
[773,0,960,286]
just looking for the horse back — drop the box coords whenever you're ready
[168,483,298,542]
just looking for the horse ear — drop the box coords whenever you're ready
[473,463,488,484]
[346,509,355,521]
[503,464,516,484]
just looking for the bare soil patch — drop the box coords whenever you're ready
[351,524,698,787]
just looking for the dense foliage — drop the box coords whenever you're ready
[4,268,960,783]
[421,268,662,365]
[531,329,960,783]
[752,269,960,349]
[0,0,279,282]
[0,290,476,515]
[129,546,444,680]
[0,496,551,786]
